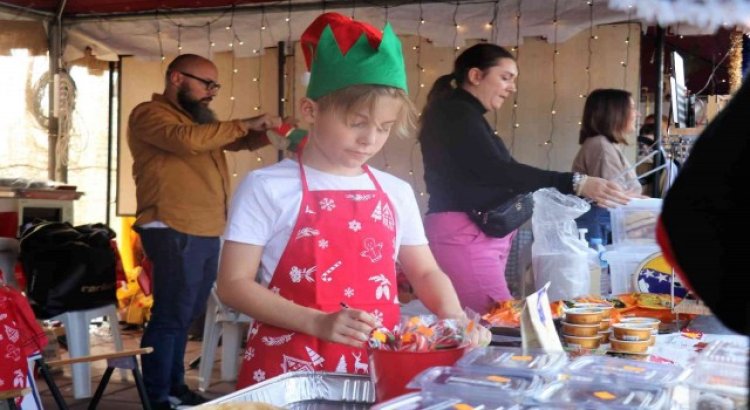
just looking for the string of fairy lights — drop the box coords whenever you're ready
[407,0,426,197]
[508,0,522,154]
[543,0,559,170]
[623,6,633,89]
[148,1,639,185]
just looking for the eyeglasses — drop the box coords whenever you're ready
[178,71,221,92]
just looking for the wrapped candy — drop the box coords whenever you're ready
[367,314,487,352]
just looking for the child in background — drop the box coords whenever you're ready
[217,12,468,387]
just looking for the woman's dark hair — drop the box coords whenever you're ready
[425,43,515,107]
[579,88,633,145]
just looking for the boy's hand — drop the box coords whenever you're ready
[312,308,377,348]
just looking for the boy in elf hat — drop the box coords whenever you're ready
[217,12,469,387]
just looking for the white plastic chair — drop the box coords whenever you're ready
[0,237,20,289]
[51,303,124,399]
[198,286,252,391]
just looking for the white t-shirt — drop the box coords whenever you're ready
[224,159,427,285]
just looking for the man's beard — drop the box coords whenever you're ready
[177,87,217,124]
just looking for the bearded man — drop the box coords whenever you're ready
[127,54,281,410]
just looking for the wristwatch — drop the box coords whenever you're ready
[572,172,587,196]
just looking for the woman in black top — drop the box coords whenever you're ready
[419,44,629,313]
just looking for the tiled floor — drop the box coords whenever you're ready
[37,323,236,409]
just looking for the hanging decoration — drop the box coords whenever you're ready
[728,30,743,93]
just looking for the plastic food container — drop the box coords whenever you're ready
[687,340,749,410]
[371,391,522,410]
[619,317,661,332]
[532,380,669,409]
[612,323,653,342]
[408,366,544,399]
[564,307,605,324]
[562,322,600,337]
[700,340,749,366]
[609,198,662,247]
[563,334,601,349]
[600,319,612,331]
[455,347,568,380]
[602,246,660,294]
[564,356,688,386]
[689,361,748,410]
[610,338,651,354]
[599,331,611,344]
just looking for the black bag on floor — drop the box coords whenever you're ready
[19,221,117,319]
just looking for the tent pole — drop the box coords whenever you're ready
[652,25,666,198]
[106,61,116,226]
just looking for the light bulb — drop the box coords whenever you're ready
[420,19,425,24]
[261,26,266,30]
[229,42,234,47]
[232,172,238,177]
[233,68,239,73]
[285,17,290,22]
[225,26,231,30]
[254,106,260,111]
[230,96,235,100]
[551,110,557,115]
[210,42,216,47]
[252,78,258,82]
[178,45,183,51]
[239,41,244,45]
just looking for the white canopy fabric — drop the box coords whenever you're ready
[61,0,632,62]
[609,0,750,32]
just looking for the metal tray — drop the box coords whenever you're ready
[200,372,374,409]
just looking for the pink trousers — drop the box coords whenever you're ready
[425,212,515,314]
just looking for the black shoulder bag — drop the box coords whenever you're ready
[467,193,534,238]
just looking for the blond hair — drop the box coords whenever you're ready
[315,85,417,140]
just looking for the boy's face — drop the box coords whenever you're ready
[303,95,402,175]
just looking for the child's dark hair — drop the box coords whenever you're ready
[425,43,515,107]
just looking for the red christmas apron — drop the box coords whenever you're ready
[236,159,400,387]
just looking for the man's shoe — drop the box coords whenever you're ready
[169,385,209,407]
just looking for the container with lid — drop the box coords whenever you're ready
[456,347,568,380]
[688,341,748,410]
[609,198,662,247]
[532,380,669,409]
[564,356,688,386]
[371,391,522,410]
[408,366,544,399]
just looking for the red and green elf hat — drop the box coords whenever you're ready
[300,12,407,100]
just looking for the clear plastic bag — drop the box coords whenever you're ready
[531,188,595,301]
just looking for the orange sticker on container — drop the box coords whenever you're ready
[511,355,533,361]
[594,391,617,400]
[623,365,645,373]
[486,375,511,383]
[453,404,474,410]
